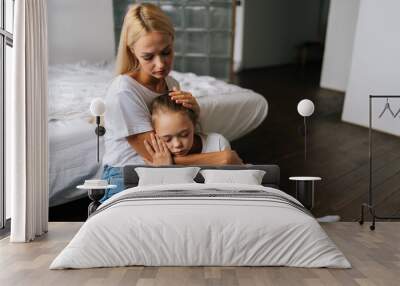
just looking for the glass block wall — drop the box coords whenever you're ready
[112,0,234,81]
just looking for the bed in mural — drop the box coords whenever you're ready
[48,61,268,206]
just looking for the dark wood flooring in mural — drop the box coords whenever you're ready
[49,63,400,222]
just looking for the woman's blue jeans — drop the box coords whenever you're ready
[100,165,124,203]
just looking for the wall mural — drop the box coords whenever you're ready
[113,0,234,80]
[47,0,334,223]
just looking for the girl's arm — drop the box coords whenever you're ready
[127,133,243,165]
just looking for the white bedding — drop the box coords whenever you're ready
[49,118,103,206]
[48,62,268,141]
[50,183,350,269]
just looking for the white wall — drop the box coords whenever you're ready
[48,0,115,64]
[320,0,360,92]
[233,1,244,72]
[342,0,400,136]
[240,0,321,69]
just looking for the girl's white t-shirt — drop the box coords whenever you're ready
[199,133,231,153]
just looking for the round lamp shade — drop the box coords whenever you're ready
[297,99,315,117]
[90,98,106,116]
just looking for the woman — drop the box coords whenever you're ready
[101,3,242,201]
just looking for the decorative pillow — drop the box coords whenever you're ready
[135,167,201,186]
[200,169,266,185]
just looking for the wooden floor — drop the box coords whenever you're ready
[232,64,400,221]
[49,63,400,222]
[1,222,400,286]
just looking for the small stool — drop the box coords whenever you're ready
[289,176,322,210]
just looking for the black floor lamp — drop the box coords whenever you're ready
[297,99,315,161]
[295,99,340,222]
[90,98,106,163]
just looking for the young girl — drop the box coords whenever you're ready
[143,94,231,165]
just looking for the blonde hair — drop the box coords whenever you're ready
[115,3,175,75]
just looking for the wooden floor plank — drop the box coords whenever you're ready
[1,222,400,286]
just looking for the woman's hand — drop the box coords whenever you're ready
[169,87,200,116]
[143,134,173,166]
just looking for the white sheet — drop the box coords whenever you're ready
[50,183,351,269]
[48,62,268,141]
[49,118,103,206]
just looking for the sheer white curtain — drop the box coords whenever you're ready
[9,0,49,242]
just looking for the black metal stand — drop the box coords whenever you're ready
[359,95,400,230]
[94,116,106,163]
[304,116,307,161]
[87,189,105,217]
[295,181,315,210]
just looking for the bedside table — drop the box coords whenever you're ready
[77,184,117,217]
[289,176,322,210]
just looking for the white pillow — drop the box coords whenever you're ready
[135,167,201,186]
[200,169,266,185]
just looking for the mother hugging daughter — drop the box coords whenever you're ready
[101,3,243,201]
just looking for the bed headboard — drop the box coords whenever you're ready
[123,165,280,189]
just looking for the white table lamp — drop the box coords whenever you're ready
[90,98,106,162]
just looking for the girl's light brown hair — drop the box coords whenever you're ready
[115,3,175,75]
[150,94,198,126]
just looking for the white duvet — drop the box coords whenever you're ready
[50,183,350,269]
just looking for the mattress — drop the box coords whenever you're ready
[50,183,350,269]
[49,118,103,206]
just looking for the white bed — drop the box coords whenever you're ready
[50,183,350,269]
[48,118,103,206]
[48,62,268,206]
